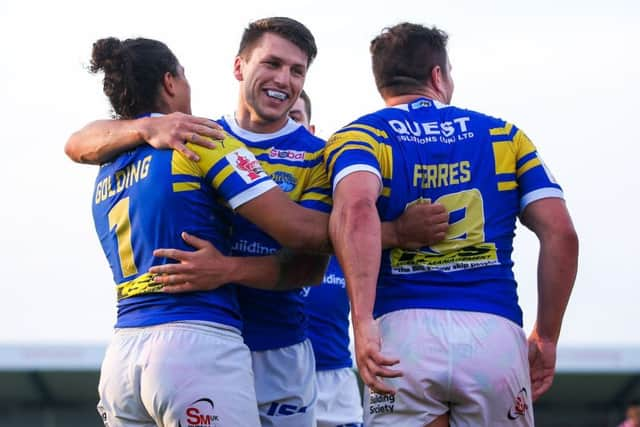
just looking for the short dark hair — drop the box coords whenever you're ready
[299,90,312,121]
[370,23,449,97]
[90,37,179,119]
[237,17,317,66]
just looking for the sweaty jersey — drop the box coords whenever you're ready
[92,119,276,329]
[219,115,332,351]
[303,256,353,371]
[325,98,564,326]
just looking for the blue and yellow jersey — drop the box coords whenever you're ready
[325,98,564,326]
[92,119,276,329]
[219,115,332,351]
[302,256,352,370]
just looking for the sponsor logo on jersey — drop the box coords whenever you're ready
[410,99,432,109]
[300,286,311,297]
[269,148,306,162]
[179,398,219,427]
[369,392,395,415]
[507,388,529,420]
[323,273,346,288]
[272,171,297,192]
[388,116,474,144]
[227,148,267,184]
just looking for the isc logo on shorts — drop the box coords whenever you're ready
[266,402,309,416]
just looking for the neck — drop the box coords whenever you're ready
[235,99,288,134]
[383,87,446,107]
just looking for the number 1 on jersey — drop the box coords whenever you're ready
[108,197,138,278]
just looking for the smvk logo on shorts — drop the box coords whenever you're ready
[179,398,219,427]
[507,388,529,420]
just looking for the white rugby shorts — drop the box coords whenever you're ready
[316,367,363,427]
[364,309,534,427]
[97,321,260,427]
[251,339,318,427]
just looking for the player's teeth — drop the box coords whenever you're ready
[267,90,287,100]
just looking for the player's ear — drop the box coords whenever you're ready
[233,56,244,82]
[163,71,176,97]
[430,65,443,92]
[309,124,316,135]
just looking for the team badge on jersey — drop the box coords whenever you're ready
[226,148,267,184]
[272,171,297,192]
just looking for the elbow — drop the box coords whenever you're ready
[64,133,100,164]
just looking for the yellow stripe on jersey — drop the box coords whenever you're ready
[326,130,378,177]
[171,147,201,177]
[378,142,393,182]
[172,182,201,192]
[498,181,518,191]
[516,157,541,178]
[381,187,391,197]
[492,141,515,175]
[347,124,389,139]
[489,122,514,136]
[514,130,537,160]
[211,165,236,189]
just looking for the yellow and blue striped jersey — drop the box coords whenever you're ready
[219,115,332,351]
[325,98,563,326]
[92,119,276,329]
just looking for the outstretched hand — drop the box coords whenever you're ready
[527,334,557,401]
[142,112,225,161]
[354,318,403,395]
[394,200,449,249]
[149,232,235,293]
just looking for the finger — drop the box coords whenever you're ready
[151,272,192,285]
[189,133,218,148]
[153,248,191,261]
[162,282,197,294]
[366,373,397,395]
[372,352,400,367]
[366,357,403,379]
[173,142,200,162]
[181,231,211,250]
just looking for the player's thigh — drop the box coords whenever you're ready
[252,339,317,427]
[316,368,363,427]
[365,309,451,427]
[448,311,534,427]
[139,322,260,427]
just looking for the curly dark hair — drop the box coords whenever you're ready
[90,37,179,119]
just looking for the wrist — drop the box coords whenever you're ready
[136,116,153,143]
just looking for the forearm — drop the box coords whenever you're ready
[65,118,149,164]
[330,196,381,325]
[534,227,579,342]
[380,221,400,249]
[227,251,329,291]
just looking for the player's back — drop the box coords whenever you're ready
[326,98,563,325]
[92,135,275,330]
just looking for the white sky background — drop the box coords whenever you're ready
[0,0,638,346]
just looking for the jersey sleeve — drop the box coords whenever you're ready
[324,119,389,193]
[172,135,277,210]
[299,146,333,213]
[489,121,564,211]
